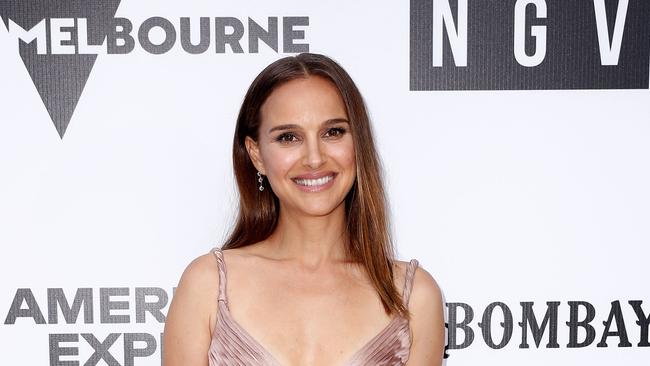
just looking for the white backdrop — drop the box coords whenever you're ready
[1,0,649,365]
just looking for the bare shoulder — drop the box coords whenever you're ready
[177,251,220,292]
[172,251,222,331]
[162,250,220,366]
[406,263,445,366]
[390,259,441,298]
[410,264,443,308]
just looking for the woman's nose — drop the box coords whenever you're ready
[302,136,326,169]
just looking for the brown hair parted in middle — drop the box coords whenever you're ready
[222,52,409,319]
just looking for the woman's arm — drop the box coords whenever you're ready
[406,266,446,366]
[162,254,219,366]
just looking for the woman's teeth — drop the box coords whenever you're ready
[294,174,334,186]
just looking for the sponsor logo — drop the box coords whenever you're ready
[3,287,171,365]
[0,0,310,138]
[444,300,650,358]
[410,0,650,90]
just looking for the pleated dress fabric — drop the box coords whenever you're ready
[208,247,419,366]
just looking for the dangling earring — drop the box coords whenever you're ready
[257,171,264,191]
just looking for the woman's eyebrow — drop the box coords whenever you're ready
[267,118,349,134]
[323,118,350,125]
[268,123,299,134]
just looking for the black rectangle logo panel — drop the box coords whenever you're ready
[410,0,650,90]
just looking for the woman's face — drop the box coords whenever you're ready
[246,75,356,218]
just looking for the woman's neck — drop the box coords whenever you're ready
[262,203,349,269]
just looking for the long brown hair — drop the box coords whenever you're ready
[222,53,408,319]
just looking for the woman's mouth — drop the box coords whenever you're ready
[291,173,337,192]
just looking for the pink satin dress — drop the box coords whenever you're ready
[208,247,419,366]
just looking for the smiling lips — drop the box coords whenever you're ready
[291,172,337,192]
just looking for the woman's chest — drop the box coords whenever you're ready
[211,301,410,366]
[220,267,403,365]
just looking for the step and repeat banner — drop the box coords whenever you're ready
[1,0,649,365]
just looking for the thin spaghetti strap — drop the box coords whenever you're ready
[402,259,419,305]
[211,247,228,303]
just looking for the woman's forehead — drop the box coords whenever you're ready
[260,76,348,130]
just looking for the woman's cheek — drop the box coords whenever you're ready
[332,141,355,166]
[264,147,301,175]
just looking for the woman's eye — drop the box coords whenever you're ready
[325,127,347,138]
[276,133,298,143]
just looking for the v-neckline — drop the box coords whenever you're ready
[217,300,405,366]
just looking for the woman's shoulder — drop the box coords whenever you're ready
[398,258,446,363]
[410,263,443,307]
[162,249,224,363]
[169,250,223,317]
[177,247,250,289]
[179,250,220,286]
[389,258,441,307]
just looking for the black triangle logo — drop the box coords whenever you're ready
[0,0,122,138]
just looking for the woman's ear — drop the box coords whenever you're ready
[245,136,266,174]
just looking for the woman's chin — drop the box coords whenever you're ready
[290,200,346,218]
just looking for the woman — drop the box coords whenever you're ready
[163,53,445,365]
